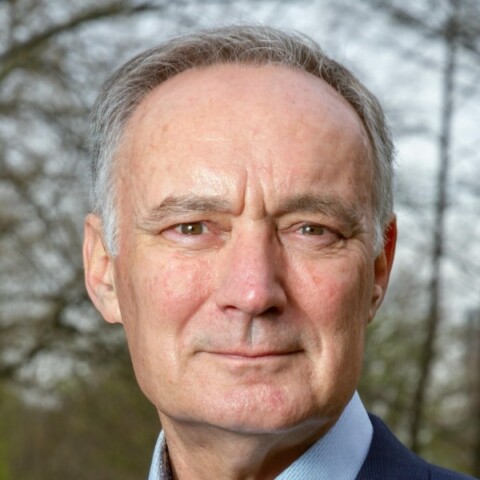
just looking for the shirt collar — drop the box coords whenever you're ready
[275,392,372,479]
[148,392,372,480]
[148,429,170,480]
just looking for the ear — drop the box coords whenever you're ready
[369,216,397,322]
[83,213,122,324]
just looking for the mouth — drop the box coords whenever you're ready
[196,349,304,376]
[205,350,302,360]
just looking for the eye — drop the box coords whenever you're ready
[299,224,326,235]
[159,220,223,249]
[285,222,343,251]
[174,222,206,235]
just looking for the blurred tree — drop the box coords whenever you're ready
[0,0,174,389]
[390,0,461,454]
[349,0,480,473]
[0,352,159,479]
[1,0,479,477]
[466,308,480,478]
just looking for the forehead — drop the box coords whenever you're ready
[125,63,368,145]
[118,63,373,213]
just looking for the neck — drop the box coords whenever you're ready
[159,415,337,480]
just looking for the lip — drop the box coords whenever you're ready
[205,350,302,359]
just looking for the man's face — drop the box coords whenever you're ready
[85,64,395,434]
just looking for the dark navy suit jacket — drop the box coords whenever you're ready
[356,415,476,479]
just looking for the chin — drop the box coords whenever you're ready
[180,385,343,435]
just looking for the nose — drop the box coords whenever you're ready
[214,227,287,318]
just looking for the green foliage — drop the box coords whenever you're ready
[360,313,423,436]
[359,275,475,475]
[0,391,12,480]
[0,355,159,480]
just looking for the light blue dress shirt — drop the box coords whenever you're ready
[148,392,373,480]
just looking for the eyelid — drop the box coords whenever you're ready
[279,220,345,248]
[281,219,339,234]
[159,220,227,249]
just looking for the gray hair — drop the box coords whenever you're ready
[88,24,394,255]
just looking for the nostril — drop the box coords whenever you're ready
[263,306,281,317]
[219,301,283,318]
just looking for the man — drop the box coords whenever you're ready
[83,25,474,479]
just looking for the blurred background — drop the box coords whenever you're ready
[1,0,479,478]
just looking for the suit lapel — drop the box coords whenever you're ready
[356,415,429,479]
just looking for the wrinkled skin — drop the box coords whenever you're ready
[84,64,396,479]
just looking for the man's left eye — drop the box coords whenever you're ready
[175,223,206,235]
[299,224,327,235]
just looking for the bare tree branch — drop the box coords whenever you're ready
[0,1,166,82]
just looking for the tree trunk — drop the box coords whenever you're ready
[409,2,458,453]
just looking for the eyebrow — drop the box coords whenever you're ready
[276,194,362,228]
[138,192,362,230]
[139,194,231,225]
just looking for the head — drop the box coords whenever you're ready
[88,25,394,256]
[84,25,396,439]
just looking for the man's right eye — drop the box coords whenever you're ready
[174,222,206,235]
[160,221,223,249]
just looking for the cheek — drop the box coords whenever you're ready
[297,258,374,329]
[136,253,214,329]
[114,248,215,360]
[117,253,215,401]
[292,255,373,382]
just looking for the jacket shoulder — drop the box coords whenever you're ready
[429,464,477,480]
[356,414,476,480]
